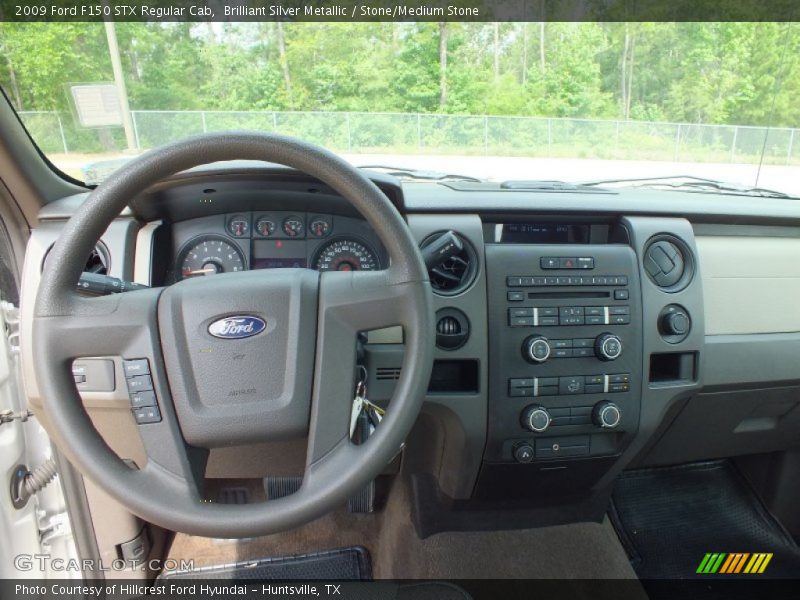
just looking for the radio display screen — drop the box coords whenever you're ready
[500,223,589,244]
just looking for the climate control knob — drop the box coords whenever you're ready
[523,335,551,364]
[592,401,622,429]
[521,405,552,432]
[594,333,623,361]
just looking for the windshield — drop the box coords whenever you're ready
[2,21,799,196]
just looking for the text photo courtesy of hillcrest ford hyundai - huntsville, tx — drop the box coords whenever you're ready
[1,1,800,599]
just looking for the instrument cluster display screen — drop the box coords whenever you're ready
[252,239,307,269]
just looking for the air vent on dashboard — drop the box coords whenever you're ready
[643,235,693,291]
[375,367,401,381]
[42,242,109,276]
[420,232,478,295]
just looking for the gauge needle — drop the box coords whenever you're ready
[184,268,217,275]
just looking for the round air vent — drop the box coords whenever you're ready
[420,232,478,296]
[42,242,109,275]
[643,235,693,291]
[435,307,470,350]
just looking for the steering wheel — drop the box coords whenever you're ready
[33,132,434,538]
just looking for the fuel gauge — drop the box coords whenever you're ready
[282,215,305,238]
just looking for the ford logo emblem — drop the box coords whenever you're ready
[208,315,267,339]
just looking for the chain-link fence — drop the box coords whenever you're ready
[17,110,800,165]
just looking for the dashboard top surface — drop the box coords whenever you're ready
[35,163,800,226]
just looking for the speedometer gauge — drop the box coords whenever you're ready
[177,235,245,279]
[313,238,379,272]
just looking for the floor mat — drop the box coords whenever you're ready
[161,546,371,580]
[611,461,800,582]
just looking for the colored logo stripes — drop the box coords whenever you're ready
[696,553,773,574]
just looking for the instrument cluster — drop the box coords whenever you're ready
[171,211,384,282]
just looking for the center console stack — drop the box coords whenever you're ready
[475,220,641,503]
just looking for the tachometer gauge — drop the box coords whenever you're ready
[309,216,331,237]
[255,217,276,237]
[282,215,305,237]
[177,235,245,279]
[313,238,379,272]
[227,214,250,237]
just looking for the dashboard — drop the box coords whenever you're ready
[20,163,800,538]
[166,211,387,283]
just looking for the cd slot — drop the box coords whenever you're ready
[527,291,611,300]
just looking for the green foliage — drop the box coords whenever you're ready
[1,21,799,146]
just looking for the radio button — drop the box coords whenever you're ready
[614,289,630,300]
[609,314,631,325]
[539,307,559,316]
[509,378,535,388]
[509,307,534,318]
[560,316,585,326]
[573,338,594,348]
[552,339,572,349]
[552,348,573,358]
[609,305,630,315]
[585,374,604,385]
[537,386,559,396]
[584,384,604,394]
[537,377,559,386]
[586,315,605,325]
[585,306,604,316]
[507,291,525,301]
[539,316,559,326]
[573,347,593,358]
[510,387,535,397]
[510,316,535,327]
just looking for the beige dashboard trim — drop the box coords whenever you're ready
[133,220,161,285]
[696,235,800,335]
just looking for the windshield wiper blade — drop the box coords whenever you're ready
[359,165,482,182]
[583,175,792,199]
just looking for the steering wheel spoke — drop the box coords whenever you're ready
[34,288,162,363]
[307,267,433,464]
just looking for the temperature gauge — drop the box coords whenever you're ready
[227,214,250,238]
[282,215,305,238]
[255,217,276,237]
[309,216,332,238]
